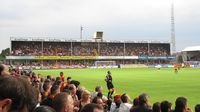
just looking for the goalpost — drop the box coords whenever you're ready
[95,61,116,68]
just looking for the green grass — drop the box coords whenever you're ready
[34,68,200,108]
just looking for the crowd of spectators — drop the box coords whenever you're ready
[11,41,170,56]
[0,64,199,112]
[9,59,170,69]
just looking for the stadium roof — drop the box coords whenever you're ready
[10,37,170,44]
[182,46,200,52]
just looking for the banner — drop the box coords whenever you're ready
[97,56,138,59]
[6,56,176,60]
[121,64,148,68]
[138,56,176,60]
[148,64,174,68]
[33,56,97,60]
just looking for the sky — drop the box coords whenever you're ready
[0,0,200,52]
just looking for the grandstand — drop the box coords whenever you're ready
[178,46,200,68]
[6,37,175,69]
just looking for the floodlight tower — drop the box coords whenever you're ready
[80,25,83,41]
[171,3,176,54]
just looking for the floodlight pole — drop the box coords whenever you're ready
[171,3,176,55]
[80,25,83,41]
[41,40,44,68]
[123,42,126,56]
[70,39,73,56]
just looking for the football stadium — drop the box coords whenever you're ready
[1,1,200,112]
[1,35,200,110]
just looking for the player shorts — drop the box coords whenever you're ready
[107,82,114,90]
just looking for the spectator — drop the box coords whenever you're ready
[20,75,32,84]
[52,93,74,112]
[160,101,172,112]
[40,77,45,92]
[110,94,121,112]
[91,86,102,99]
[152,102,161,112]
[131,93,152,112]
[174,97,192,112]
[41,85,60,107]
[0,64,10,76]
[80,103,104,112]
[107,99,113,111]
[60,72,65,82]
[42,80,52,99]
[11,41,170,57]
[130,97,140,112]
[34,106,56,112]
[79,90,91,111]
[91,86,107,102]
[47,75,52,81]
[114,100,121,112]
[92,97,104,106]
[195,104,200,112]
[33,80,40,91]
[69,84,79,111]
[133,97,140,107]
[35,89,42,105]
[70,80,82,100]
[119,93,132,112]
[92,96,108,111]
[0,76,37,112]
[67,77,72,85]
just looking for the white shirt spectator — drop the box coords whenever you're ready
[110,102,116,112]
[119,103,132,112]
[91,92,108,101]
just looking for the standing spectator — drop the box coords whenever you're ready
[79,90,91,111]
[70,80,82,100]
[33,80,40,91]
[119,93,132,112]
[131,93,152,112]
[69,84,79,111]
[160,101,172,112]
[110,94,121,112]
[195,104,200,112]
[42,80,52,100]
[47,75,52,81]
[0,76,37,112]
[152,102,161,112]
[80,103,104,112]
[60,72,65,82]
[91,86,108,102]
[92,97,104,107]
[34,106,56,112]
[40,77,45,92]
[41,85,60,107]
[130,97,140,112]
[113,100,121,112]
[67,77,72,85]
[174,97,192,112]
[20,75,32,85]
[53,93,74,112]
[0,64,10,76]
[91,86,102,100]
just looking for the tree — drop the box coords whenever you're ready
[0,48,10,60]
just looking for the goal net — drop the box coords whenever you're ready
[95,61,116,68]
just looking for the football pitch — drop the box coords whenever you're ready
[34,68,200,107]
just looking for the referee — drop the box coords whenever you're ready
[105,71,115,99]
